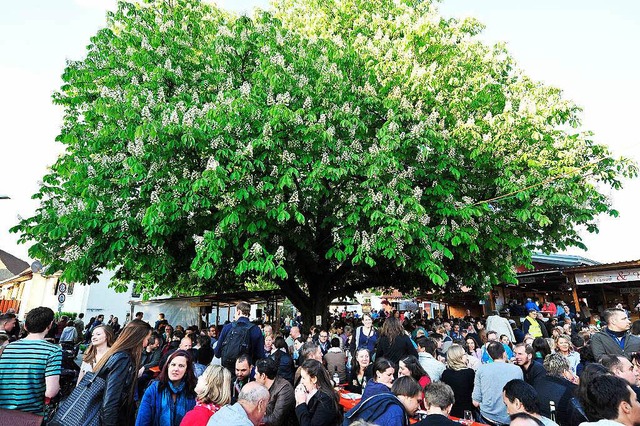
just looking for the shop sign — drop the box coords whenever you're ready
[620,287,640,294]
[576,268,640,285]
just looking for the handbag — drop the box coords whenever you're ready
[48,365,106,426]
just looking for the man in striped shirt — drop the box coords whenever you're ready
[0,306,62,415]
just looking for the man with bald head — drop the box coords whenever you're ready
[208,381,270,426]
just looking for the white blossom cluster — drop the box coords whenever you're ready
[127,138,144,156]
[274,245,285,261]
[250,242,262,257]
[192,234,205,250]
[62,245,82,263]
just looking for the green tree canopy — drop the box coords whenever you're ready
[13,0,636,325]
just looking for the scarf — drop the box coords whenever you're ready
[159,381,190,426]
[195,400,221,416]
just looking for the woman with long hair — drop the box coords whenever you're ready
[532,337,551,364]
[398,355,430,388]
[465,337,482,361]
[375,317,417,365]
[346,347,373,394]
[349,313,378,355]
[294,359,341,426]
[93,319,152,425]
[271,335,295,384]
[136,349,197,426]
[77,324,115,384]
[361,357,395,400]
[555,334,580,375]
[179,365,231,426]
[440,344,476,418]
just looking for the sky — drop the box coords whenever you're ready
[0,0,638,266]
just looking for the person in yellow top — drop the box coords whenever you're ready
[522,309,544,338]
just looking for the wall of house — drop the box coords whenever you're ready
[18,270,132,321]
[19,273,61,319]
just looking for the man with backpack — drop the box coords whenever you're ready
[215,301,265,374]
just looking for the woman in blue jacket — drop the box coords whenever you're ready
[136,350,197,426]
[361,358,396,400]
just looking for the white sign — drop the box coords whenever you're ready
[576,268,640,285]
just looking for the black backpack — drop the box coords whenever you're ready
[220,321,255,371]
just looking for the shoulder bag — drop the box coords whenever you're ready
[48,361,108,426]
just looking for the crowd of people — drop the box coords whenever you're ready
[2,299,640,426]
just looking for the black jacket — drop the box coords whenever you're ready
[375,334,418,365]
[533,375,578,426]
[346,364,373,394]
[140,348,161,371]
[271,349,295,385]
[440,368,475,418]
[295,390,340,426]
[415,414,460,426]
[100,351,136,426]
[522,361,546,386]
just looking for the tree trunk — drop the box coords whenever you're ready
[279,277,332,330]
[301,295,331,330]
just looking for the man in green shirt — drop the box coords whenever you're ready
[0,306,62,415]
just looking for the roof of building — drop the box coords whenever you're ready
[0,249,30,282]
[562,259,640,273]
[531,253,600,267]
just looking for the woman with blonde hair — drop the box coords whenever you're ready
[180,365,231,426]
[77,324,115,384]
[555,334,580,375]
[440,344,476,418]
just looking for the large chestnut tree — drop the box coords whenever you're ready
[13,0,636,326]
